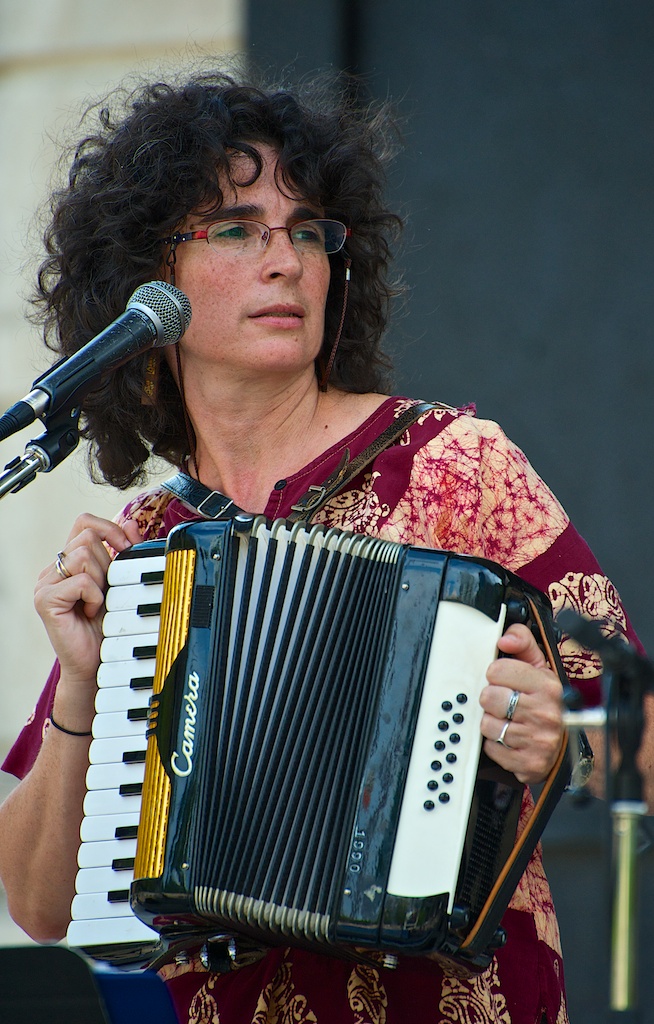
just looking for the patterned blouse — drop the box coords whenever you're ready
[3,397,639,1024]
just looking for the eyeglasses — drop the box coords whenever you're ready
[163,219,350,257]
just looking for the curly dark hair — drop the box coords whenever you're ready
[33,64,402,488]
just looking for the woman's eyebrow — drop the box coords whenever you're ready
[208,203,322,222]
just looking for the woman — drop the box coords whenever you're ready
[0,66,640,1024]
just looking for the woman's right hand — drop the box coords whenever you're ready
[34,513,143,686]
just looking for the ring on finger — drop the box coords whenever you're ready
[496,721,512,747]
[505,689,520,722]
[55,550,72,580]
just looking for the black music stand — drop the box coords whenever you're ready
[0,946,179,1024]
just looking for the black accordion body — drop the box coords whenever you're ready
[68,516,571,969]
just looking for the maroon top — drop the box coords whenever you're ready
[3,398,640,1024]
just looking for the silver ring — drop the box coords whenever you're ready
[55,550,72,580]
[496,721,511,747]
[505,690,520,722]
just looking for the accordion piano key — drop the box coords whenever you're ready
[77,837,137,869]
[72,892,135,920]
[88,737,147,766]
[80,812,140,843]
[93,684,152,715]
[86,760,146,793]
[74,865,135,895]
[83,787,143,818]
[105,581,164,612]
[102,609,162,638]
[97,657,157,689]
[91,711,150,741]
[104,551,166,587]
[67,913,156,953]
[99,633,160,664]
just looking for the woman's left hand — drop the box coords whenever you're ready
[480,623,565,785]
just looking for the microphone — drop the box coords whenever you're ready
[0,281,192,443]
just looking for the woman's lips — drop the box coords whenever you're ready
[250,304,304,322]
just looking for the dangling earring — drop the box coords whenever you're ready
[142,240,177,406]
[166,239,178,288]
[141,349,160,406]
[319,258,352,391]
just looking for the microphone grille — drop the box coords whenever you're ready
[127,281,192,346]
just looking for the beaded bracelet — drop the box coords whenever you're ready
[49,713,92,737]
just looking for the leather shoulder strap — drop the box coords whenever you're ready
[160,474,246,520]
[287,400,444,523]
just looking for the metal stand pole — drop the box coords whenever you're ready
[609,803,646,1021]
[557,611,654,1024]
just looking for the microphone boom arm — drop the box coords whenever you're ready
[0,403,82,501]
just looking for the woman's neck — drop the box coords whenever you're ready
[182,370,386,512]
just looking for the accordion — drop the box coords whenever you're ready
[68,516,571,970]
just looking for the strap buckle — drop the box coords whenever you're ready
[290,483,327,516]
[196,491,237,520]
[289,450,350,518]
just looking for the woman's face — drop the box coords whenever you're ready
[168,145,332,389]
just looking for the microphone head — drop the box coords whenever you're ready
[127,281,192,346]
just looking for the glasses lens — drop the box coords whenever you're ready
[206,221,264,253]
[291,220,347,254]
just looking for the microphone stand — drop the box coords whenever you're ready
[0,404,81,501]
[605,656,649,1022]
[557,611,653,1022]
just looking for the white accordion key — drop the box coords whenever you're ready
[77,838,137,869]
[80,812,140,843]
[86,760,146,793]
[72,892,136,921]
[89,737,146,766]
[100,632,159,663]
[74,865,134,895]
[91,711,149,740]
[97,657,156,689]
[103,608,161,638]
[83,787,143,817]
[106,553,166,587]
[67,915,156,947]
[105,581,163,612]
[94,685,152,715]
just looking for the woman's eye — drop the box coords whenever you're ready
[292,223,324,246]
[209,222,251,243]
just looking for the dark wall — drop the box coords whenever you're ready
[247,0,654,660]
[247,4,654,1020]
